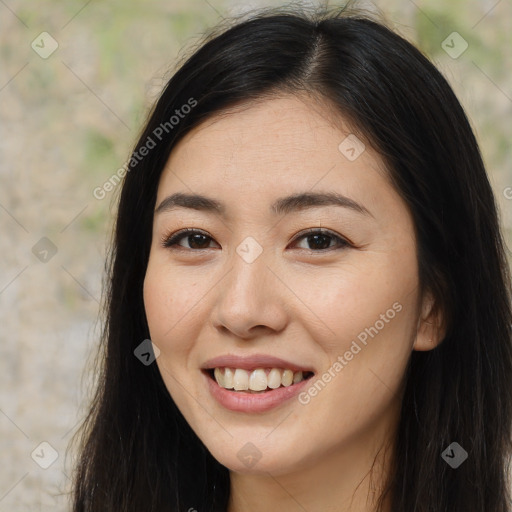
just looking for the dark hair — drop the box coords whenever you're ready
[70,4,512,511]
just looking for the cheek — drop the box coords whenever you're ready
[297,257,414,340]
[143,268,170,339]
[295,293,416,447]
[143,264,201,407]
[293,250,419,406]
[143,262,198,352]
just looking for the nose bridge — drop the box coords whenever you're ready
[213,239,287,336]
[224,241,270,310]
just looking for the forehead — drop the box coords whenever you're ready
[157,94,387,198]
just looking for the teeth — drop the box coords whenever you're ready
[282,369,293,386]
[267,368,282,389]
[214,367,224,387]
[224,367,234,389]
[212,367,309,392]
[249,369,268,391]
[233,368,249,390]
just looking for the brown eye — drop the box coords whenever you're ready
[161,229,217,250]
[291,229,350,251]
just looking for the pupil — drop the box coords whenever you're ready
[309,234,330,250]
[189,234,209,249]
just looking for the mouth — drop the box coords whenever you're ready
[204,367,315,394]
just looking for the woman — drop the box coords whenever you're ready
[70,4,512,511]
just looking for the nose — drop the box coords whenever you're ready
[211,247,289,340]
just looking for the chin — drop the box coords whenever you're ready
[204,438,309,476]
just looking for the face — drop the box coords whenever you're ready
[143,94,437,477]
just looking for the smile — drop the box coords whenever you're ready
[210,367,314,392]
[202,367,315,413]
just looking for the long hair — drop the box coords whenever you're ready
[70,4,512,511]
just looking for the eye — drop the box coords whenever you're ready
[161,228,218,250]
[290,228,351,252]
[160,228,351,252]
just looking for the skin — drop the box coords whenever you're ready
[143,94,443,512]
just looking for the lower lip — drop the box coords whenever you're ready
[203,370,313,413]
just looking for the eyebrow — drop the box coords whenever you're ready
[154,191,373,218]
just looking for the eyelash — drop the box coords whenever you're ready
[160,227,351,253]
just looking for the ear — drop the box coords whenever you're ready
[413,290,446,351]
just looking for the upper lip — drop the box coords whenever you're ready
[201,354,315,373]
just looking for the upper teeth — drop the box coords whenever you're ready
[213,367,306,391]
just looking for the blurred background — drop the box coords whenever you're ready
[1,0,511,510]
